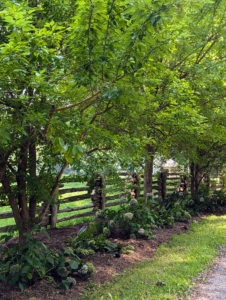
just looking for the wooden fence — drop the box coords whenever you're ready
[0,171,224,233]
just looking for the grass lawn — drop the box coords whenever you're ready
[81,215,226,300]
[0,206,15,227]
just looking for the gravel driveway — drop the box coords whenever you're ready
[190,247,226,300]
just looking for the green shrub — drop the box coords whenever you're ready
[185,189,226,213]
[0,228,88,291]
[98,197,159,238]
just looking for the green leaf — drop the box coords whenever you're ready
[19,282,25,291]
[0,274,7,283]
[25,256,34,266]
[47,256,54,265]
[21,265,31,275]
[69,260,79,270]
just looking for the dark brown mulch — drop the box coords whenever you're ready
[0,217,203,300]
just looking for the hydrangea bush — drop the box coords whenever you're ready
[96,193,197,239]
[96,197,158,238]
[186,189,226,213]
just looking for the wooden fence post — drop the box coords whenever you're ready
[179,175,188,194]
[101,174,106,210]
[50,187,59,228]
[158,171,167,200]
[91,174,106,211]
[131,173,140,198]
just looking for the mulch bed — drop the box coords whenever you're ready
[0,217,203,300]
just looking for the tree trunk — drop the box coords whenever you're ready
[144,145,155,195]
[190,162,201,198]
[16,145,32,244]
[0,162,29,245]
[29,142,37,221]
[190,162,195,198]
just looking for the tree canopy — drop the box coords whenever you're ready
[1,0,226,244]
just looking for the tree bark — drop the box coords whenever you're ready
[144,144,155,195]
[190,162,201,198]
[16,145,32,244]
[29,142,37,221]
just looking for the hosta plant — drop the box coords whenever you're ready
[0,228,90,291]
[70,223,123,257]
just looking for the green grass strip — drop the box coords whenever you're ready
[81,215,226,300]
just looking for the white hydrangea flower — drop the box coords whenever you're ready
[78,265,88,275]
[109,220,115,227]
[95,210,103,218]
[124,212,133,221]
[121,196,128,203]
[199,197,204,202]
[130,199,138,206]
[138,228,145,235]
[103,227,111,237]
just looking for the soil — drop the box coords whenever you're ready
[0,218,203,300]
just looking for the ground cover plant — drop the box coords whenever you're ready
[0,226,94,292]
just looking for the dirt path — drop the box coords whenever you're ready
[190,247,226,300]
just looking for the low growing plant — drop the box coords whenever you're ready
[0,227,92,291]
[70,223,123,257]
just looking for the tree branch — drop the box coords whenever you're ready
[86,146,112,155]
[35,161,68,223]
[53,90,102,112]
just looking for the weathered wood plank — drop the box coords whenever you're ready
[0,211,13,219]
[152,185,159,190]
[105,195,121,201]
[58,203,94,214]
[60,194,90,203]
[59,187,88,194]
[0,225,17,233]
[166,172,181,176]
[105,200,122,207]
[57,211,94,223]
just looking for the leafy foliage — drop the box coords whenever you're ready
[70,223,123,257]
[0,228,93,291]
[187,189,226,213]
[161,189,226,215]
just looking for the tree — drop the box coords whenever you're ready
[0,0,176,244]
[136,0,226,194]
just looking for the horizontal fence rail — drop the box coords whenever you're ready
[0,170,224,233]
